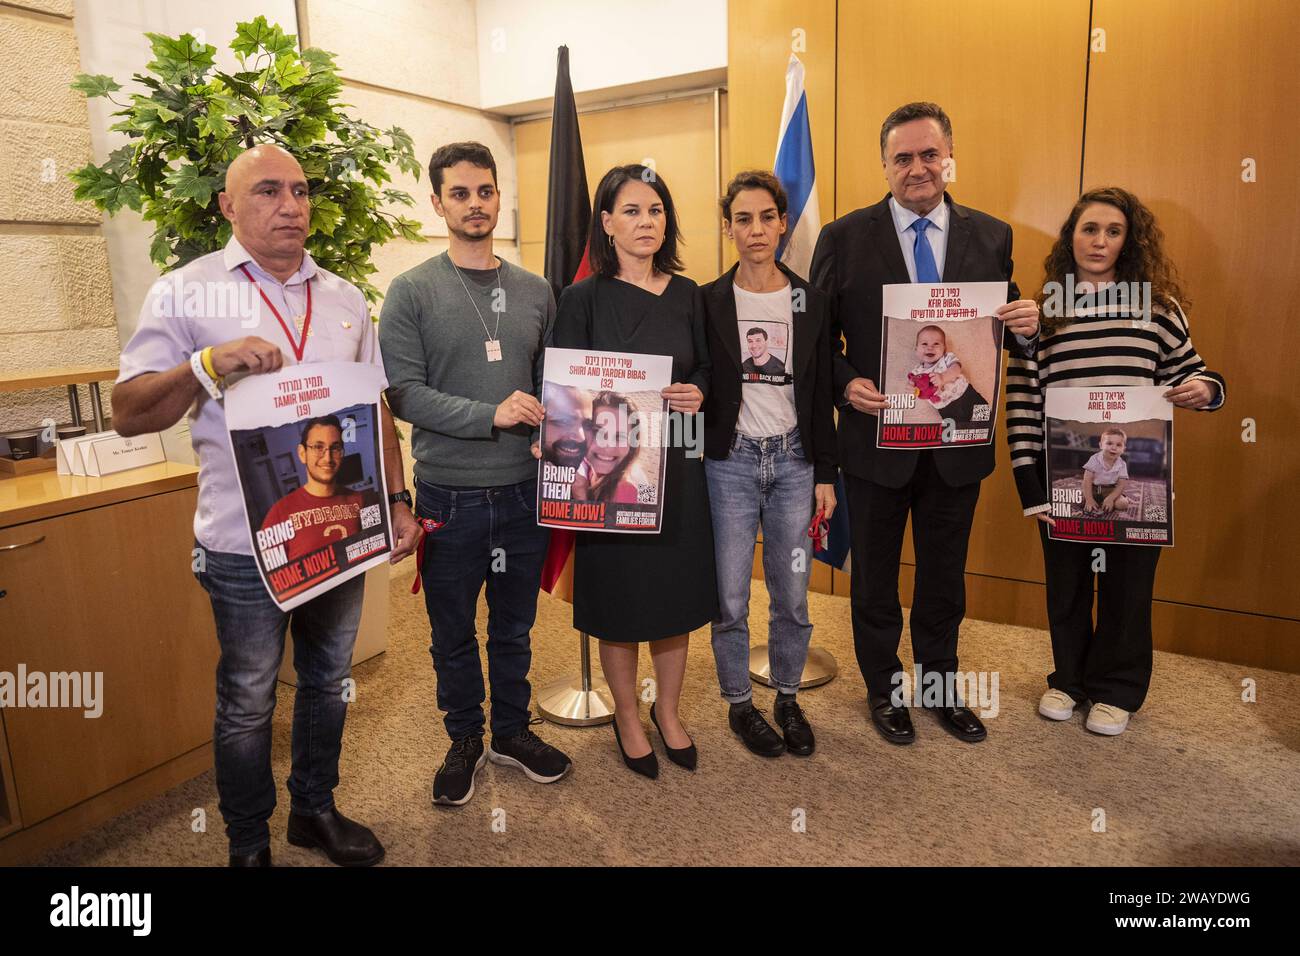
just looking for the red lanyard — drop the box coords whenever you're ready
[410,517,445,594]
[239,264,312,362]
[807,510,829,552]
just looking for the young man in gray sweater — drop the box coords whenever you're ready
[379,142,571,806]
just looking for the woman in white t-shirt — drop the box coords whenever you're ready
[700,171,839,759]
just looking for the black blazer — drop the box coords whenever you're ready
[809,192,1024,489]
[701,261,838,484]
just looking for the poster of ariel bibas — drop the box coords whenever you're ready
[224,361,393,609]
[1045,385,1174,547]
[537,346,672,533]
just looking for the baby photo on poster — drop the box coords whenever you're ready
[225,361,393,609]
[537,347,672,533]
[1045,385,1174,547]
[877,281,1008,448]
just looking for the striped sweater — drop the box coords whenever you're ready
[1005,301,1226,515]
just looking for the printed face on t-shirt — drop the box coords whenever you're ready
[747,330,771,363]
[299,423,344,491]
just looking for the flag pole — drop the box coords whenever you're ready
[533,46,614,727]
[749,53,838,689]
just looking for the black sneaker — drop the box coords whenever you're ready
[728,701,786,757]
[488,719,573,783]
[433,735,486,807]
[773,694,815,756]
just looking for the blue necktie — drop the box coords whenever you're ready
[911,218,940,283]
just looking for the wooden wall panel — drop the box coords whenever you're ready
[515,93,724,283]
[834,0,1091,580]
[725,0,837,272]
[1084,0,1299,624]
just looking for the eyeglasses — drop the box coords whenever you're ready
[305,442,345,457]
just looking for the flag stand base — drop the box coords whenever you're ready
[749,644,838,689]
[537,632,615,726]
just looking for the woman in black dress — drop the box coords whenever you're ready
[553,165,717,778]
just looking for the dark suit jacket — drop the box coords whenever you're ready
[809,192,1023,489]
[701,261,838,484]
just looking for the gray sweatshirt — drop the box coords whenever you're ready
[379,252,556,487]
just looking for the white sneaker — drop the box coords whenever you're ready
[1086,702,1131,736]
[1038,688,1077,721]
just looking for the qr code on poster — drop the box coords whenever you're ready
[636,482,657,505]
[971,403,991,422]
[361,504,382,529]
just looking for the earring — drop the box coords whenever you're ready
[607,234,614,247]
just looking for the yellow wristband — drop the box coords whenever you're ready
[201,346,219,381]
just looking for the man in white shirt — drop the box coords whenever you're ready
[113,145,419,867]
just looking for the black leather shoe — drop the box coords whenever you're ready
[613,718,659,779]
[728,702,785,757]
[649,701,697,771]
[773,695,815,756]
[868,694,915,745]
[229,846,271,867]
[286,807,385,867]
[933,705,987,743]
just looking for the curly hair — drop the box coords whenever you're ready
[1038,186,1188,333]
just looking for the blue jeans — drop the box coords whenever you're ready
[195,546,364,855]
[705,429,816,702]
[415,477,549,740]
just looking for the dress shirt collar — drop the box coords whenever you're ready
[223,235,318,286]
[889,193,949,238]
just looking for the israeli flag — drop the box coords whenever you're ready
[773,54,821,281]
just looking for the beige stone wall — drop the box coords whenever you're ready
[0,0,118,437]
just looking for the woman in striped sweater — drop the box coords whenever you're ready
[1005,187,1226,736]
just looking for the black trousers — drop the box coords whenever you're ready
[1039,526,1161,712]
[845,452,981,698]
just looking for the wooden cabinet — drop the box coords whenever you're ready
[0,464,216,861]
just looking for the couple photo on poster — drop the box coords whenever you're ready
[1045,385,1175,546]
[878,281,1008,447]
[537,347,671,532]
[224,361,394,609]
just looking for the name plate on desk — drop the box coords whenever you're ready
[84,433,165,476]
[57,431,114,476]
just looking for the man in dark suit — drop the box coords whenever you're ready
[809,102,1040,745]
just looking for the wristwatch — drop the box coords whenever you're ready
[388,489,413,510]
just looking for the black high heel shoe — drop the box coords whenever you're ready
[613,717,659,779]
[650,702,697,771]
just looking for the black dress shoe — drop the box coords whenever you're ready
[229,846,271,867]
[773,695,815,756]
[613,718,659,779]
[286,807,385,867]
[933,705,987,743]
[868,694,915,745]
[649,702,697,771]
[728,701,785,757]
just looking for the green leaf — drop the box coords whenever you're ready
[299,47,338,74]
[309,196,344,237]
[283,116,326,147]
[164,164,221,207]
[71,74,122,98]
[269,52,309,88]
[68,163,143,212]
[148,230,173,266]
[197,112,234,140]
[145,32,217,83]
[232,16,296,58]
